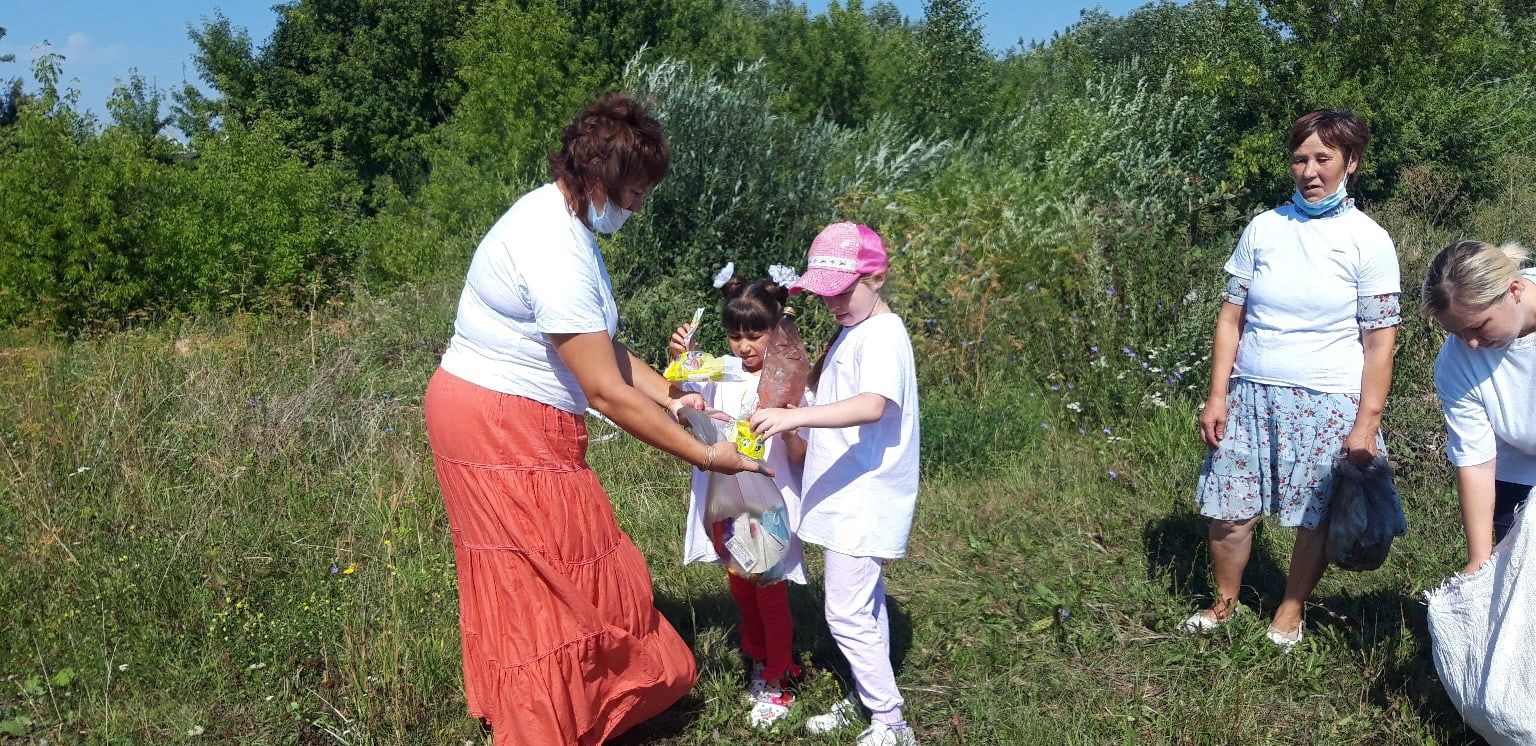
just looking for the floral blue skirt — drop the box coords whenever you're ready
[1196,379,1385,530]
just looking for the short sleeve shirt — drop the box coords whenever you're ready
[439,184,618,412]
[798,313,921,559]
[1224,203,1400,393]
[1434,269,1536,485]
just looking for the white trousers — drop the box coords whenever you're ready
[823,550,905,725]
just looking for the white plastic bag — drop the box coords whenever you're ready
[679,407,793,583]
[1425,490,1536,745]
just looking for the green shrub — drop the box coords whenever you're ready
[609,54,952,361]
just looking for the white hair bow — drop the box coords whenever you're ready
[768,264,799,286]
[712,262,736,289]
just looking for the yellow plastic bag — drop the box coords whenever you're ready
[663,350,726,382]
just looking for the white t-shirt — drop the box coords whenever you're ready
[1435,269,1536,485]
[1224,203,1400,393]
[680,374,807,584]
[439,184,618,413]
[799,313,921,559]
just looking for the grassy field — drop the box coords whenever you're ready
[0,277,1490,745]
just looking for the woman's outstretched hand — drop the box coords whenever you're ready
[705,445,775,478]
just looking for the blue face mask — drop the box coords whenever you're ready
[586,200,632,234]
[1291,181,1349,218]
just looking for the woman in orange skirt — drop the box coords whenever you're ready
[424,92,770,745]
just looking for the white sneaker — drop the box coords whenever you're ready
[804,693,860,735]
[856,720,919,746]
[1265,622,1304,652]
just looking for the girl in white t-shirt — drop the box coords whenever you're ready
[751,222,922,746]
[667,271,808,729]
[1423,240,1536,575]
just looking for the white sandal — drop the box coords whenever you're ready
[1178,602,1242,634]
[1265,623,1304,652]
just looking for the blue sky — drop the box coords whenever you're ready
[1,1,1152,118]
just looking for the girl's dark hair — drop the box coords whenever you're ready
[719,277,789,333]
[549,91,670,219]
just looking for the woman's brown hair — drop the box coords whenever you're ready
[549,91,670,220]
[1287,109,1369,183]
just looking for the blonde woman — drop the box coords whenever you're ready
[1424,240,1536,574]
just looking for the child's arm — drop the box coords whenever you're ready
[749,393,887,439]
[778,429,807,468]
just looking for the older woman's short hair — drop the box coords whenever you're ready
[549,91,670,218]
[1287,109,1370,174]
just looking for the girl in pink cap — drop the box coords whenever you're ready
[751,222,922,746]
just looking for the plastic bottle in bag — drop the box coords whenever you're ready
[756,312,809,410]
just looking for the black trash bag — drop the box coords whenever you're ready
[1326,455,1408,571]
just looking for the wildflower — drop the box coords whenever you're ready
[1121,347,1136,359]
[1058,608,1071,621]
[118,663,128,672]
[342,562,358,575]
[1065,402,1082,413]
[1103,427,1113,436]
[1040,423,1050,430]
[329,564,341,575]
[1049,385,1060,392]
[1090,345,1100,355]
[1105,285,1117,297]
[187,726,206,737]
[380,391,393,400]
[1108,469,1119,479]
[1027,283,1038,292]
[384,426,396,434]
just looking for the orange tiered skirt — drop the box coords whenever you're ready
[424,368,696,745]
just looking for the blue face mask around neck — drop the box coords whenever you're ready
[586,200,632,234]
[1291,180,1349,217]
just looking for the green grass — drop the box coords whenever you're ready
[0,277,1489,745]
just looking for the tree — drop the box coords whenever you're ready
[911,0,994,137]
[1,26,22,127]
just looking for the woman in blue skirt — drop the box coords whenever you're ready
[1180,109,1401,650]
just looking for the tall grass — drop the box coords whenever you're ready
[0,279,1494,742]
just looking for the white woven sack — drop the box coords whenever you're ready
[1425,491,1536,746]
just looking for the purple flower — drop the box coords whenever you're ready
[329,564,341,575]
[1049,385,1060,392]
[1077,427,1086,435]
[1103,427,1113,436]
[1090,345,1100,355]
[1105,285,1117,297]
[1121,347,1136,359]
[1058,608,1071,621]
[1108,469,1119,479]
